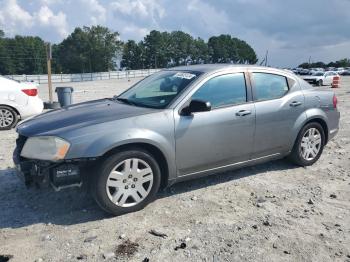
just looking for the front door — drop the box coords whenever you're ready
[174,72,255,176]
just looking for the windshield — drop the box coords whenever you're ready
[117,70,202,108]
[312,72,324,76]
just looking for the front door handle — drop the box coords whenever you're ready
[236,110,251,116]
[290,101,302,107]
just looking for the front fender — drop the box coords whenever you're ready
[63,111,177,179]
[86,128,173,161]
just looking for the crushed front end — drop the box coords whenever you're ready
[13,134,94,191]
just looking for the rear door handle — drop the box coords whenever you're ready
[236,110,251,116]
[290,101,302,107]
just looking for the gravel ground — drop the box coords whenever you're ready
[0,76,349,262]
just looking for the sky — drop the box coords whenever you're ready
[0,0,349,67]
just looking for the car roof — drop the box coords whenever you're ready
[166,64,288,74]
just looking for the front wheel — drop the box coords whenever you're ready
[317,80,323,86]
[289,122,325,166]
[91,149,161,215]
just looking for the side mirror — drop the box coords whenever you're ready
[181,99,211,115]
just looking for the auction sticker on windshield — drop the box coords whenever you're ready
[174,72,196,80]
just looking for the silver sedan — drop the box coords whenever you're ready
[14,65,340,215]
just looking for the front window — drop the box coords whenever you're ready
[312,72,324,76]
[191,73,247,108]
[117,70,202,108]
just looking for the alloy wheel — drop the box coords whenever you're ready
[0,108,14,128]
[105,158,154,207]
[300,127,322,161]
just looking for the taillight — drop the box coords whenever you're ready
[333,94,338,109]
[21,89,38,96]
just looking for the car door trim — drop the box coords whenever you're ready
[248,70,299,102]
[181,152,281,177]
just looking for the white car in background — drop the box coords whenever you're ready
[336,68,345,75]
[302,71,339,86]
[0,76,43,130]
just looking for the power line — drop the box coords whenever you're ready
[0,56,47,60]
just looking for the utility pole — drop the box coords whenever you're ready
[46,43,53,104]
[308,56,311,68]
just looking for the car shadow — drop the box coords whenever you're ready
[0,159,297,229]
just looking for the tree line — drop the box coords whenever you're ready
[0,26,257,75]
[121,30,257,69]
[298,58,350,69]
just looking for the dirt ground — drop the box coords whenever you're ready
[0,76,349,262]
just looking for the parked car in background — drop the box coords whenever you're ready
[336,68,346,75]
[326,67,336,72]
[298,68,311,75]
[339,68,350,76]
[13,65,340,215]
[302,71,339,86]
[308,68,324,75]
[0,76,43,130]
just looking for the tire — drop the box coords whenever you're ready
[0,106,19,130]
[288,122,325,166]
[317,80,323,86]
[91,148,161,215]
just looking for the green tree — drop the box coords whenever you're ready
[0,28,259,74]
[191,37,209,64]
[0,35,46,75]
[143,30,172,68]
[168,31,194,66]
[208,34,257,64]
[121,40,145,69]
[334,58,350,67]
[56,26,122,73]
[298,59,350,69]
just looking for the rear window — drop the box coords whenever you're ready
[252,73,289,101]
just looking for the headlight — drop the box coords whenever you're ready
[21,136,70,161]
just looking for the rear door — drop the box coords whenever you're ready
[250,71,306,158]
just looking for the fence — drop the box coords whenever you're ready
[6,69,162,84]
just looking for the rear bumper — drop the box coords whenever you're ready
[18,96,44,119]
[329,127,339,141]
[328,111,340,142]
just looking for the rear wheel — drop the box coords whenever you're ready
[0,106,18,130]
[91,149,161,215]
[289,122,325,166]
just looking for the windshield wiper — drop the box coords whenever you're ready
[112,96,136,106]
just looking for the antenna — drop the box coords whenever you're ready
[265,50,269,66]
[260,50,269,66]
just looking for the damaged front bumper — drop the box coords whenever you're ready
[13,135,94,191]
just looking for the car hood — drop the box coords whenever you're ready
[17,98,157,137]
